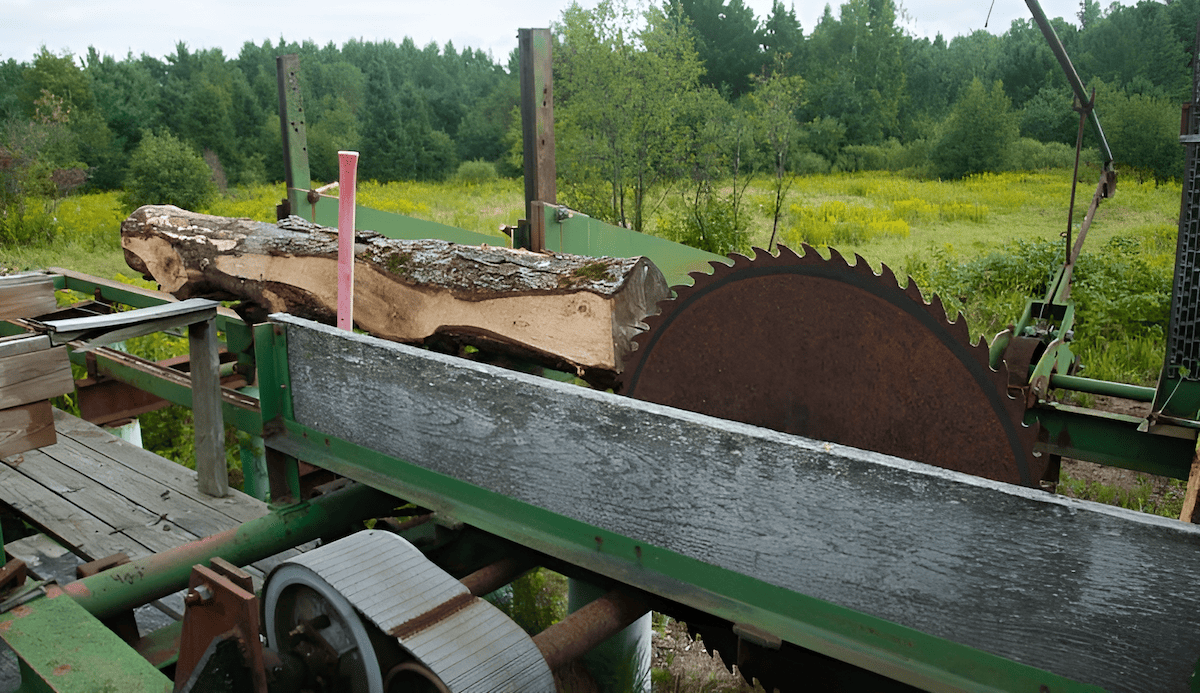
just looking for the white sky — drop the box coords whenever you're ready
[2,0,1086,67]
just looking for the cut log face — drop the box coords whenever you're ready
[121,205,670,386]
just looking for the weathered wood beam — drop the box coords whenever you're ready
[122,205,669,387]
[275,314,1200,692]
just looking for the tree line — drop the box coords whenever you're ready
[0,0,1196,246]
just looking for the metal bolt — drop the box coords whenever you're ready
[185,584,214,606]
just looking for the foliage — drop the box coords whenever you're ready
[556,0,705,231]
[748,62,804,248]
[454,159,499,185]
[931,78,1020,179]
[121,130,216,211]
[667,0,762,98]
[657,191,752,255]
[785,199,911,247]
[905,227,1174,386]
[502,569,568,635]
[1092,80,1183,182]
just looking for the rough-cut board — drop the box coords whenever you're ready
[0,401,56,458]
[277,315,1200,693]
[0,410,271,563]
[0,345,73,410]
[0,273,56,319]
[121,205,669,385]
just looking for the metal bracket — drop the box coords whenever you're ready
[0,580,52,614]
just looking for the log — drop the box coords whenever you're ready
[121,205,670,387]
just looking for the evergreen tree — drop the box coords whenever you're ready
[931,78,1019,179]
[668,0,762,97]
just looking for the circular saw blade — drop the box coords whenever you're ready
[621,244,1044,487]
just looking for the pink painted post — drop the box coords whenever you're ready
[337,151,359,331]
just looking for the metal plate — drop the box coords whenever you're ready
[621,245,1044,487]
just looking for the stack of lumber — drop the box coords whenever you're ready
[0,274,74,458]
[121,205,671,387]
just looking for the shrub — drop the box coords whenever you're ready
[657,194,752,256]
[121,131,215,211]
[931,79,1019,179]
[785,200,910,247]
[455,159,499,185]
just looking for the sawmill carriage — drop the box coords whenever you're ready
[3,4,1200,691]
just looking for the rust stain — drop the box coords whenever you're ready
[44,584,64,599]
[11,606,31,618]
[63,582,92,599]
[52,664,70,676]
[388,592,475,641]
[0,620,10,634]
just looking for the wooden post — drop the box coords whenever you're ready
[1180,440,1200,522]
[189,318,227,497]
[337,150,359,331]
[519,28,556,252]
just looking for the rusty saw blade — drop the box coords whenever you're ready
[620,245,1045,487]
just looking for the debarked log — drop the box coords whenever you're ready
[121,205,670,386]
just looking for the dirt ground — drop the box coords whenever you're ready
[1056,395,1186,514]
[651,618,757,692]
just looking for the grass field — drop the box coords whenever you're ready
[4,166,1178,283]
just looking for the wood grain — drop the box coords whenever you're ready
[50,409,267,524]
[0,401,56,458]
[0,274,56,319]
[0,346,74,409]
[279,314,1200,693]
[121,205,669,385]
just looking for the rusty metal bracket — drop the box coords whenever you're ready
[0,559,27,597]
[175,561,267,693]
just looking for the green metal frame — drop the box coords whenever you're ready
[258,360,1103,692]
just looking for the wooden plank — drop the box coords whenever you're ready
[50,410,266,524]
[279,315,1200,693]
[0,274,56,319]
[0,346,73,409]
[40,437,233,540]
[7,448,196,555]
[0,333,50,358]
[189,318,227,497]
[0,401,56,458]
[0,464,135,561]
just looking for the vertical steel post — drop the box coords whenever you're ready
[276,54,312,219]
[519,28,556,252]
[189,317,227,497]
[567,579,652,693]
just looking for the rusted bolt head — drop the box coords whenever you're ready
[185,584,214,606]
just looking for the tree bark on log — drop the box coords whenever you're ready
[121,205,670,387]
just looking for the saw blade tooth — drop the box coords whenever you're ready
[903,280,928,305]
[826,246,849,267]
[777,244,802,261]
[878,262,900,288]
[948,309,974,346]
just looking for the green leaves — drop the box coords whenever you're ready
[120,131,215,211]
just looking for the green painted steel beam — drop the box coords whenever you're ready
[266,421,1102,693]
[65,483,397,620]
[1049,373,1156,402]
[0,583,172,692]
[301,194,502,246]
[277,53,312,216]
[1032,401,1195,479]
[66,347,263,436]
[539,206,728,288]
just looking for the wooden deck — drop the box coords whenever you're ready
[0,408,268,564]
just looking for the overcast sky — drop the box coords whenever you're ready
[3,0,1085,67]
